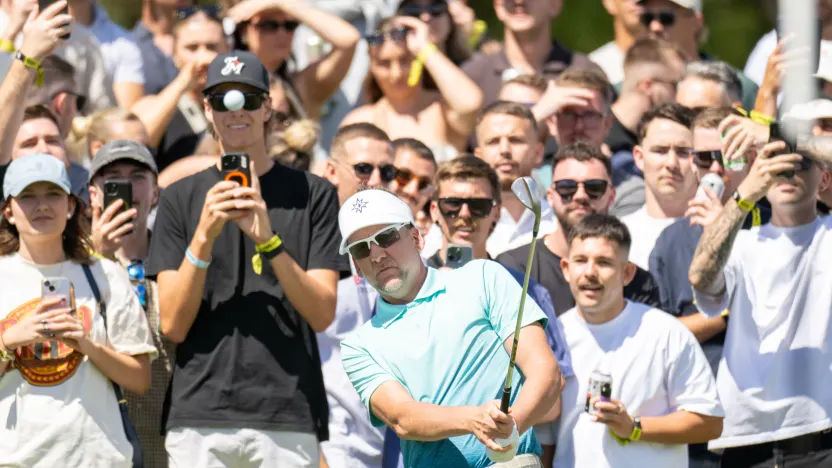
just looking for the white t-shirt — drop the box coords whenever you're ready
[487,193,558,258]
[589,41,625,85]
[620,206,679,270]
[693,216,832,449]
[0,255,157,467]
[539,301,722,468]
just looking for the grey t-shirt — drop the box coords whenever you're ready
[610,175,645,218]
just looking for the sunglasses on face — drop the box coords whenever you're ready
[252,19,300,33]
[693,150,724,169]
[553,179,609,201]
[394,168,434,193]
[208,92,269,112]
[347,223,411,259]
[640,10,675,28]
[366,27,409,47]
[502,0,529,14]
[352,163,398,183]
[176,5,221,21]
[438,197,496,219]
[399,2,448,18]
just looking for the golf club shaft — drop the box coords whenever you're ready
[500,228,540,414]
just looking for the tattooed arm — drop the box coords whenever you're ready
[688,200,748,295]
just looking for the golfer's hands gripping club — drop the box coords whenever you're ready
[469,400,516,452]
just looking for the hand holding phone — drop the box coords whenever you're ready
[37,0,71,40]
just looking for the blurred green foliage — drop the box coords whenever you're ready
[101,0,774,69]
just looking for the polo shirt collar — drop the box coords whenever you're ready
[375,267,446,328]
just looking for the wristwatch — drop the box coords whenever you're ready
[732,191,755,213]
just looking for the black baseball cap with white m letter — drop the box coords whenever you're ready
[203,50,270,95]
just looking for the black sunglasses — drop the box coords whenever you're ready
[252,19,301,33]
[553,179,609,201]
[693,150,724,169]
[438,197,496,219]
[394,168,433,193]
[352,163,398,183]
[347,223,411,259]
[208,92,269,112]
[176,5,221,21]
[366,26,409,47]
[640,10,675,28]
[399,2,448,18]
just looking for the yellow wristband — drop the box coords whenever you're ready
[407,43,439,87]
[255,234,283,253]
[14,50,43,88]
[750,111,774,125]
[0,39,14,54]
[469,20,487,49]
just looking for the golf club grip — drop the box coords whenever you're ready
[500,388,512,413]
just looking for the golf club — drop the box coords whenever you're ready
[499,176,542,414]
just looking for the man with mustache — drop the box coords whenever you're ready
[474,101,558,257]
[497,142,660,316]
[620,103,698,270]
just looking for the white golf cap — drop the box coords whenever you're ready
[783,99,832,121]
[339,189,415,255]
[638,0,701,12]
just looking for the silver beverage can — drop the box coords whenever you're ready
[585,370,613,414]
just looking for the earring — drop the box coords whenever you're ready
[8,217,14,224]
[67,212,72,219]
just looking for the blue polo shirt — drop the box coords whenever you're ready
[341,260,547,467]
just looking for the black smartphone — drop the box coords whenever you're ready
[446,245,474,269]
[221,152,251,187]
[103,179,132,214]
[38,0,70,40]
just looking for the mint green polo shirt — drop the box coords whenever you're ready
[341,260,548,467]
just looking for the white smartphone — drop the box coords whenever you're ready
[41,277,73,310]
[695,173,725,202]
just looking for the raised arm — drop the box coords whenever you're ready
[395,16,483,142]
[689,141,802,294]
[0,1,71,164]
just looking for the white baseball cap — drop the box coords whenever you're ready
[339,189,415,255]
[638,0,701,12]
[783,99,832,121]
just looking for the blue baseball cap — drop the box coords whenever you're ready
[3,154,71,199]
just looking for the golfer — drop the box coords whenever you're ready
[339,189,563,468]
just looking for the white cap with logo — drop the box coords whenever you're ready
[339,190,415,255]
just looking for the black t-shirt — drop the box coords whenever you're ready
[605,113,638,155]
[648,203,771,376]
[496,239,661,316]
[146,162,348,440]
[156,107,205,172]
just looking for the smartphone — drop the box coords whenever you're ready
[221,152,251,187]
[695,173,725,202]
[103,179,133,215]
[37,0,70,40]
[41,277,72,309]
[446,245,473,269]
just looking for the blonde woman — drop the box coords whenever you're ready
[68,108,151,167]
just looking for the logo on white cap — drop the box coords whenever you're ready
[221,57,245,76]
[351,198,368,213]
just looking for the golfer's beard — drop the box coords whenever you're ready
[374,267,410,295]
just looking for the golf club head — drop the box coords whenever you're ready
[511,177,542,231]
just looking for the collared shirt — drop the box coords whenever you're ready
[88,2,145,85]
[486,193,558,258]
[132,21,179,95]
[341,261,547,467]
[318,270,385,467]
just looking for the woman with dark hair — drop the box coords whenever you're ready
[226,0,360,121]
[0,154,156,466]
[396,0,472,66]
[341,16,482,162]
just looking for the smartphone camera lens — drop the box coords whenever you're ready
[49,285,55,292]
